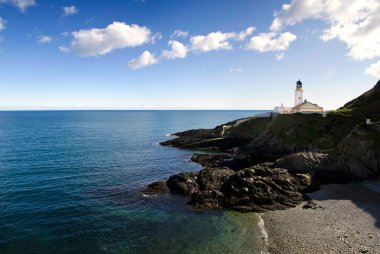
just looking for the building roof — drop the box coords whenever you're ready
[292,100,322,110]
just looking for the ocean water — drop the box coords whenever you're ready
[0,110,269,254]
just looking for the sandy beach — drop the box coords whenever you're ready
[262,183,380,254]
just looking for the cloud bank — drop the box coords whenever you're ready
[270,0,380,76]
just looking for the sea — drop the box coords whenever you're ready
[0,110,269,254]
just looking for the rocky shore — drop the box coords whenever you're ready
[145,80,380,213]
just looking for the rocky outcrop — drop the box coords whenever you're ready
[166,172,199,195]
[221,166,311,212]
[149,158,320,212]
[336,125,380,180]
[191,148,254,170]
[272,152,347,184]
[160,129,221,147]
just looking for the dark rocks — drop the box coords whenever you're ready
[221,167,309,212]
[272,152,345,184]
[273,152,332,174]
[189,190,224,209]
[143,181,169,194]
[164,163,315,212]
[160,129,221,148]
[337,125,380,180]
[188,167,235,209]
[191,149,253,170]
[197,167,235,191]
[166,172,199,195]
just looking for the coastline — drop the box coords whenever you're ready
[262,183,380,254]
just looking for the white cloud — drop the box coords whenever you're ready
[62,5,78,16]
[276,52,284,60]
[190,32,234,52]
[0,0,35,11]
[365,60,380,78]
[38,35,52,43]
[246,32,297,52]
[270,0,380,61]
[0,17,6,31]
[128,51,158,70]
[69,21,151,57]
[59,46,69,53]
[190,27,255,52]
[161,40,188,60]
[171,30,189,38]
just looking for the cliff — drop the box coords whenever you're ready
[148,80,380,212]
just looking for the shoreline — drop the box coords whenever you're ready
[262,182,380,254]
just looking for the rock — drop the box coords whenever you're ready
[197,167,236,191]
[160,128,221,148]
[221,166,310,212]
[189,190,224,209]
[273,152,329,173]
[337,125,380,180]
[303,200,320,209]
[143,181,169,194]
[272,152,345,184]
[166,172,199,195]
[191,150,253,170]
[187,167,236,209]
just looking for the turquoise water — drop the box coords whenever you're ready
[0,110,268,254]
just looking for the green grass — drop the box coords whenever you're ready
[226,117,272,139]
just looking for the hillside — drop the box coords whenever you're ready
[338,80,380,120]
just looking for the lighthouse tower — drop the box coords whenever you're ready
[294,80,303,106]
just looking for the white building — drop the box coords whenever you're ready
[274,80,323,114]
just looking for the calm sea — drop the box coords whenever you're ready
[0,110,268,254]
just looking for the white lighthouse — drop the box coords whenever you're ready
[294,79,303,106]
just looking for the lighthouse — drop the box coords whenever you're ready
[294,79,303,106]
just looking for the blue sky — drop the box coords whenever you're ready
[0,0,379,110]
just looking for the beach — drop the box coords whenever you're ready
[262,183,380,254]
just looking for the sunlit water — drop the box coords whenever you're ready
[0,110,269,254]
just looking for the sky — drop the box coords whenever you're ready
[0,0,380,110]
